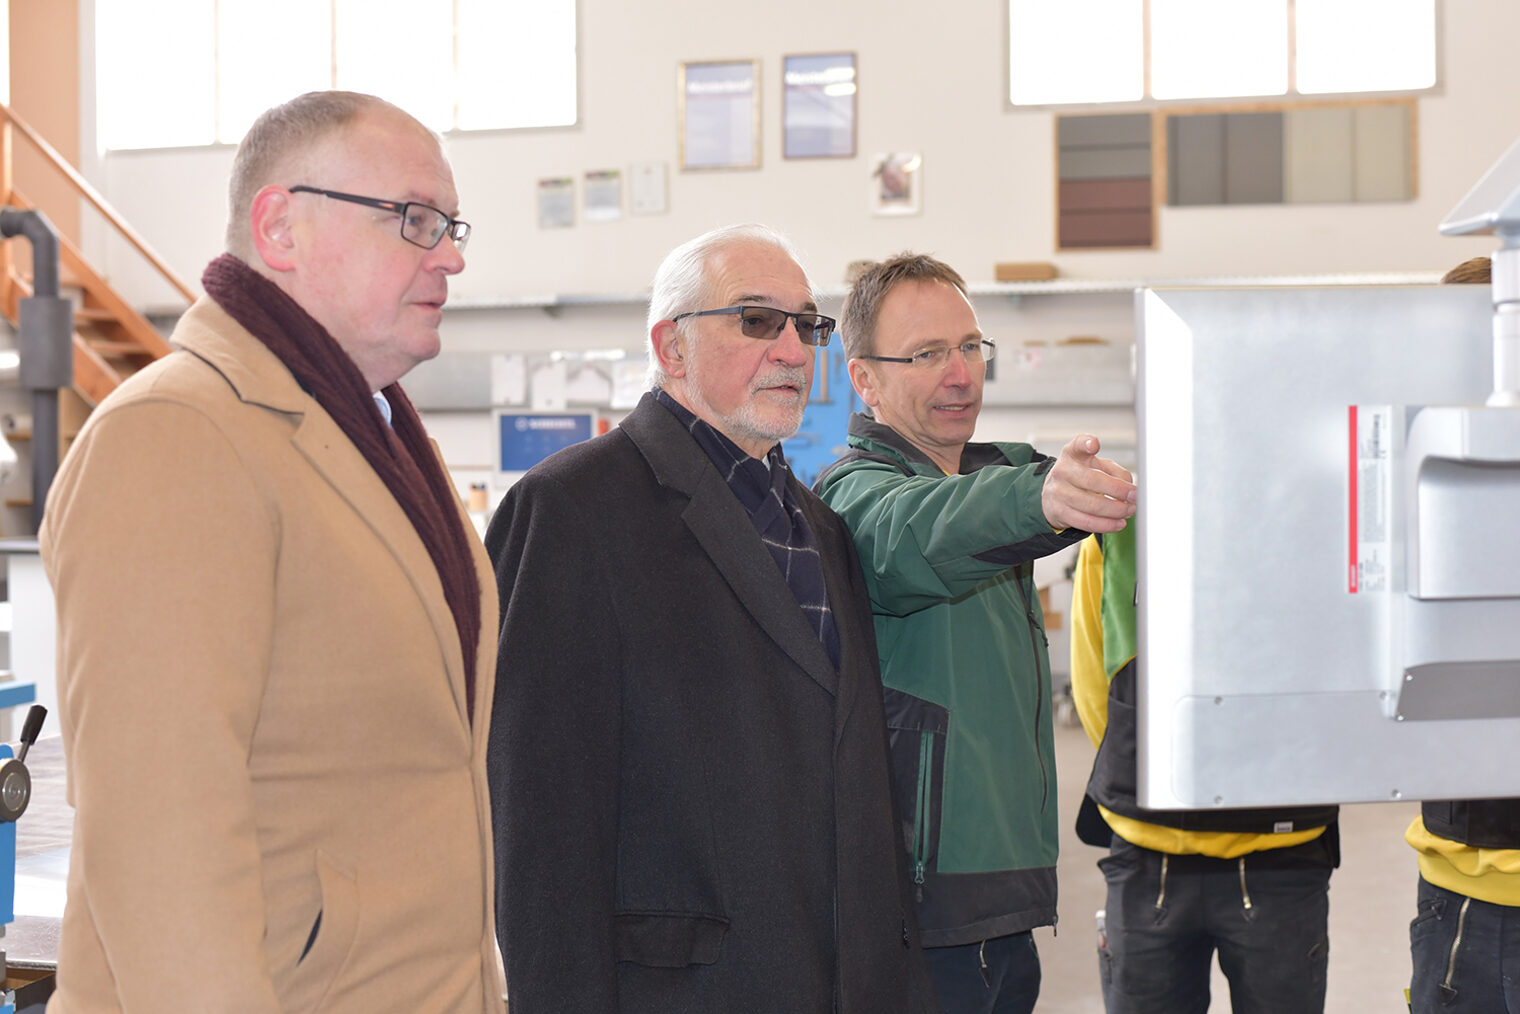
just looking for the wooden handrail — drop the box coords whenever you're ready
[0,102,196,304]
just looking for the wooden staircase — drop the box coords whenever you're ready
[0,101,193,410]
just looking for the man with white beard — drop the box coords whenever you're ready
[485,225,941,1014]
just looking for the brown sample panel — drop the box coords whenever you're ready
[1060,178,1152,210]
[1057,112,1154,249]
[1059,208,1154,247]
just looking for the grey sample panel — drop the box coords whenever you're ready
[1059,112,1153,147]
[1059,146,1154,180]
[1223,112,1284,204]
[1136,285,1519,808]
[1168,114,1225,206]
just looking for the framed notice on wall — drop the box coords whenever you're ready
[783,52,857,159]
[680,59,761,170]
[871,152,922,216]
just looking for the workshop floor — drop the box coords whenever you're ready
[11,726,1419,1012]
[1039,718,1419,1014]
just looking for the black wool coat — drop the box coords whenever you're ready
[486,393,940,1014]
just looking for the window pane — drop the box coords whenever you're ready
[97,0,215,149]
[1009,0,1143,105]
[458,0,577,129]
[334,0,454,131]
[218,0,332,143]
[1297,0,1436,94]
[1152,0,1288,99]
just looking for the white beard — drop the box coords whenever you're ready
[682,342,809,451]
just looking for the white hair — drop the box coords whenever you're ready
[644,223,809,389]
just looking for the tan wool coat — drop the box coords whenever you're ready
[40,297,503,1013]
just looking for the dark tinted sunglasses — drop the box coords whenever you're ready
[671,305,835,347]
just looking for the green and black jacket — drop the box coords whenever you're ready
[816,412,1079,946]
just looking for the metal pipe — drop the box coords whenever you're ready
[0,208,60,297]
[27,393,59,530]
[1,208,72,532]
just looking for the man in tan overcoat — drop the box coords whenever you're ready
[39,91,503,1013]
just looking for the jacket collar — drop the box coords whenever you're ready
[846,410,1012,474]
[172,295,480,728]
[172,296,312,416]
[621,393,840,698]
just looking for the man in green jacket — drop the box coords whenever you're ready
[815,253,1136,1014]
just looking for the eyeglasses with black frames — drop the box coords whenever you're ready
[857,339,996,370]
[287,186,471,251]
[671,305,836,347]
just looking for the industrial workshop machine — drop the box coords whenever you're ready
[1134,136,1520,810]
[0,705,46,1014]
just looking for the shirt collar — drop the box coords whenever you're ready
[652,388,788,515]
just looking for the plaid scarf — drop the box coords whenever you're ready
[202,254,480,716]
[654,389,839,667]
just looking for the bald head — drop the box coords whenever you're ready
[225,91,438,259]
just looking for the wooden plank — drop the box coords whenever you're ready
[56,240,173,358]
[1,107,196,302]
[84,339,153,357]
[1059,210,1154,247]
[71,338,123,407]
[1059,178,1152,211]
[0,122,12,319]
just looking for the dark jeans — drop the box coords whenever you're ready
[1096,838,1332,1014]
[923,932,1040,1014]
[1410,876,1520,1013]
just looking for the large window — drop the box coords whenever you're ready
[1008,0,1436,107]
[97,0,577,151]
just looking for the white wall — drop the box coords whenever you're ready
[93,0,1517,304]
[76,0,1520,486]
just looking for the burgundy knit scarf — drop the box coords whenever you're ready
[202,254,479,715]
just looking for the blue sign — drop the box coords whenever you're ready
[496,411,596,474]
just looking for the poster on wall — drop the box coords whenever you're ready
[783,53,857,159]
[871,152,922,216]
[584,169,623,222]
[680,60,761,170]
[630,162,669,215]
[537,177,576,228]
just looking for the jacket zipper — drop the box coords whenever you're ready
[913,731,935,901]
[1014,573,1051,810]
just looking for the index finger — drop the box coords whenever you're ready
[1090,456,1135,487]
